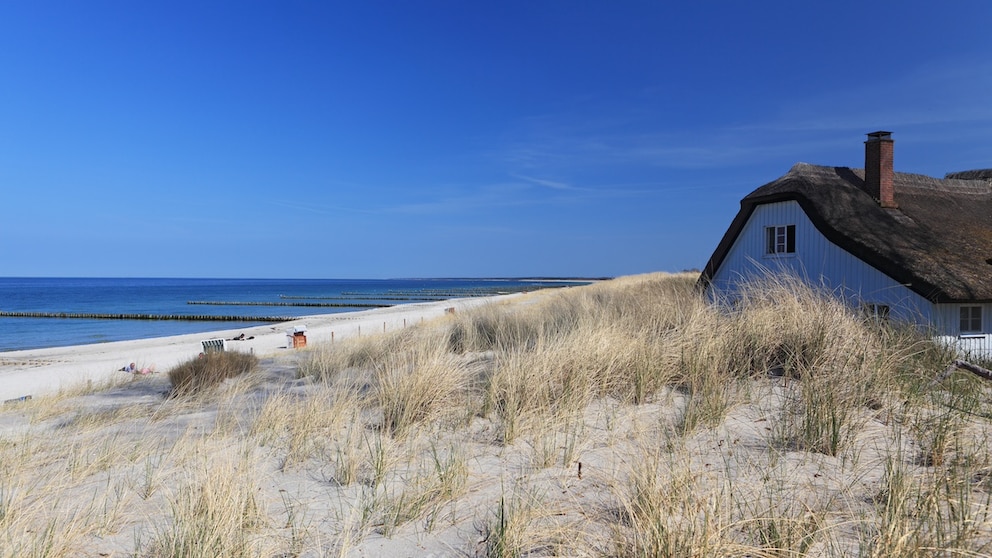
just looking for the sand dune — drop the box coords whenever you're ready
[1,275,989,556]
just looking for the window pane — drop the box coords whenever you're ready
[766,225,796,254]
[961,306,983,332]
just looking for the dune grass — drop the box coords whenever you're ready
[167,350,259,397]
[1,271,991,556]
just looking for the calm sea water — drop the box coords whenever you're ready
[0,278,578,352]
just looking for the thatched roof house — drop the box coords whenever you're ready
[700,132,991,354]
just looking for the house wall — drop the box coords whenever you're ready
[932,304,992,336]
[707,200,937,327]
[933,304,992,360]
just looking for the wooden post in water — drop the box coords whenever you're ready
[331,331,335,343]
[383,322,386,333]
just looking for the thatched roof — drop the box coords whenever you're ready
[700,163,992,302]
[946,169,992,181]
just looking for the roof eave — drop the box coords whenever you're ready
[698,198,757,290]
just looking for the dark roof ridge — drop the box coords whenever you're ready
[946,169,992,181]
[781,162,992,196]
[785,162,842,176]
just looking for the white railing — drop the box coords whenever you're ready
[936,334,992,362]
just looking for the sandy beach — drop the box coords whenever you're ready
[0,294,518,402]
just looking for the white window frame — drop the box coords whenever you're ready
[765,224,795,255]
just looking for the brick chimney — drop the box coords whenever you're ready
[865,131,897,208]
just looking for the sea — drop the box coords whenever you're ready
[0,277,582,352]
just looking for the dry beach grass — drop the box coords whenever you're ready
[1,272,991,556]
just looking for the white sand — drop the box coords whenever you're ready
[0,294,516,402]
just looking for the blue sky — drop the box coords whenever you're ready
[2,2,990,278]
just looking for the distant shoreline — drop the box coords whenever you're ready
[0,292,528,401]
[0,277,579,353]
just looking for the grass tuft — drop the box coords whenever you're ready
[167,351,259,397]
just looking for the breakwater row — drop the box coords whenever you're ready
[280,295,446,301]
[342,289,516,297]
[0,311,295,322]
[0,277,580,352]
[187,301,392,308]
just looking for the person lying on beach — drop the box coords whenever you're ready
[120,362,156,375]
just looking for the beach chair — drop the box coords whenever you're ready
[201,338,227,353]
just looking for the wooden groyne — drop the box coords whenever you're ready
[338,286,569,297]
[0,311,295,322]
[280,295,446,302]
[341,290,511,297]
[187,301,392,309]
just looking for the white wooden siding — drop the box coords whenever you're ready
[932,304,992,336]
[934,304,992,360]
[708,200,936,326]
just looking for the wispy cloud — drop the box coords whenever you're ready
[494,55,992,173]
[500,130,825,171]
[771,58,992,131]
[510,173,573,190]
[263,56,992,223]
[375,179,604,216]
[268,176,668,219]
[269,200,373,215]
